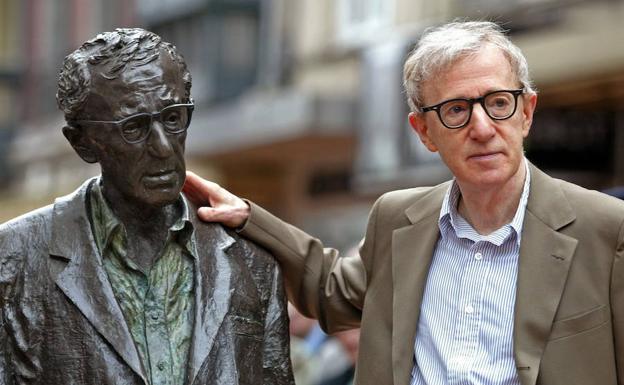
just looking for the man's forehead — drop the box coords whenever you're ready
[93,55,180,83]
[80,65,183,120]
[423,47,516,100]
[91,58,183,97]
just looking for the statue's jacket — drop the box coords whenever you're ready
[0,178,294,385]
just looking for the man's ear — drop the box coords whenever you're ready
[408,112,438,152]
[62,125,98,163]
[521,92,538,138]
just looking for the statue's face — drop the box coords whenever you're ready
[78,52,188,207]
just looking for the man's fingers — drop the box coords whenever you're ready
[182,182,207,206]
[184,171,225,206]
[185,171,221,196]
[185,171,250,228]
[197,206,220,221]
[198,206,246,228]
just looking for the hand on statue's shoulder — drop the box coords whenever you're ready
[183,171,250,228]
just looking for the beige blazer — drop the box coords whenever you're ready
[241,164,624,385]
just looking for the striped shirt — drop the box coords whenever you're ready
[410,160,531,385]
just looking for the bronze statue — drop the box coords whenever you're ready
[0,28,294,385]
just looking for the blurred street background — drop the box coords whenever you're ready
[3,2,624,383]
[2,0,624,253]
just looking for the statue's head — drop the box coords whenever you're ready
[57,28,193,207]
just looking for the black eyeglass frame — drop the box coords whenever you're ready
[70,103,195,144]
[420,89,524,129]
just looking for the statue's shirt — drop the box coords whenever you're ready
[89,183,196,385]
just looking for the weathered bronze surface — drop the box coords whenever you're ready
[0,28,293,385]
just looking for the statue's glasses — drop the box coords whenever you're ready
[420,89,524,129]
[71,103,195,144]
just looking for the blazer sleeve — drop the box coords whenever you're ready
[612,220,624,385]
[239,197,382,333]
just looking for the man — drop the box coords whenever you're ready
[0,28,293,385]
[183,21,624,385]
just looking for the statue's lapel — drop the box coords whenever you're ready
[50,179,148,384]
[186,211,234,385]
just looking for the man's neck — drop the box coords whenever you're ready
[456,163,527,236]
[100,184,181,271]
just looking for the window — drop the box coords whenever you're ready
[149,0,261,105]
[336,0,394,44]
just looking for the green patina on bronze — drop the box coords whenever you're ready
[89,182,195,385]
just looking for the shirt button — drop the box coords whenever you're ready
[157,362,165,371]
[151,313,159,320]
[474,252,483,260]
[465,304,474,314]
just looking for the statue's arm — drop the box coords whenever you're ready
[0,317,13,385]
[0,223,26,385]
[261,265,295,385]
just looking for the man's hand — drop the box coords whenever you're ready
[183,171,250,228]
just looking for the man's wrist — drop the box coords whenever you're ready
[235,199,252,232]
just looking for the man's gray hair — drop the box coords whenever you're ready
[403,21,535,112]
[56,28,192,121]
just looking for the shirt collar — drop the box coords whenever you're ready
[438,157,531,246]
[89,178,195,257]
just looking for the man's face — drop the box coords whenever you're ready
[409,45,537,191]
[77,52,188,207]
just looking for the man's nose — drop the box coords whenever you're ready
[147,121,175,157]
[468,103,496,141]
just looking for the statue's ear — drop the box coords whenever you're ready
[62,125,98,164]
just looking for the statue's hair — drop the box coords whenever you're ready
[56,28,192,121]
[403,20,535,112]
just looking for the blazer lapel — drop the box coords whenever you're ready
[392,184,448,385]
[186,209,235,385]
[49,179,147,384]
[513,165,578,385]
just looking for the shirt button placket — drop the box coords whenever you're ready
[145,287,171,385]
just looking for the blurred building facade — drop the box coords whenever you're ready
[3,0,624,248]
[0,0,21,188]
[0,0,135,219]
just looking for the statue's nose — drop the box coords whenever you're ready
[147,120,174,158]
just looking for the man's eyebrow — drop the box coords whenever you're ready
[440,88,517,101]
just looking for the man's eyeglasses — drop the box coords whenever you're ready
[420,89,524,129]
[71,103,195,144]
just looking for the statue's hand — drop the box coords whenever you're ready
[183,171,250,228]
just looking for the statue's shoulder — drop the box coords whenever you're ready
[224,228,283,306]
[0,204,54,249]
[224,227,277,268]
[185,198,277,271]
[0,179,93,249]
[0,204,54,289]
[190,218,280,302]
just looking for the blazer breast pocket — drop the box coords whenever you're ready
[230,314,264,341]
[549,305,608,341]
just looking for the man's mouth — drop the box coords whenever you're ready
[469,151,501,161]
[143,170,178,187]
